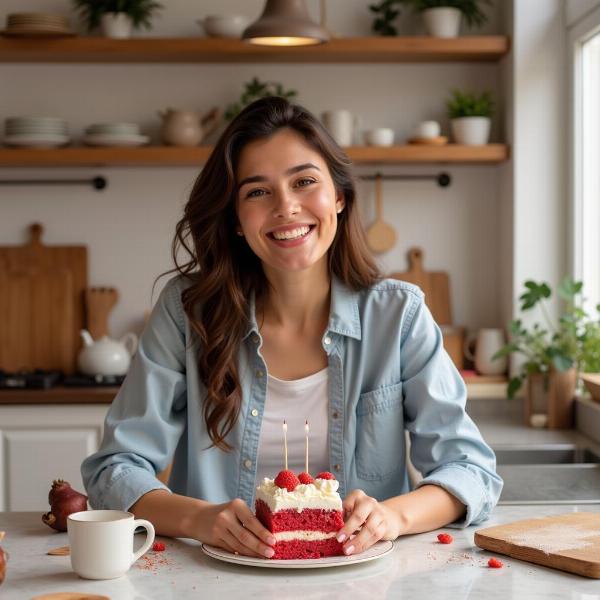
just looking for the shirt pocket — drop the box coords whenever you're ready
[355,382,404,480]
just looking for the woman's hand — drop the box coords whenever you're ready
[336,489,404,556]
[198,498,276,558]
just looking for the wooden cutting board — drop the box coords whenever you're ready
[475,512,600,578]
[389,247,452,325]
[0,223,87,373]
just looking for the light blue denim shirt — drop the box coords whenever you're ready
[82,275,502,527]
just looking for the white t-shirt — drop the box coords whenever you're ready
[255,367,330,486]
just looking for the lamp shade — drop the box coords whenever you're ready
[242,0,329,46]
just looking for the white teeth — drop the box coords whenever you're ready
[272,226,311,240]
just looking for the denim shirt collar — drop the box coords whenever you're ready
[242,276,362,341]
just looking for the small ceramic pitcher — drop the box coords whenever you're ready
[158,107,221,146]
[464,328,507,376]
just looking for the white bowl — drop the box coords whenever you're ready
[197,15,251,39]
[364,128,395,147]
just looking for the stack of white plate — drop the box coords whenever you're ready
[4,116,70,147]
[1,13,74,37]
[83,123,150,147]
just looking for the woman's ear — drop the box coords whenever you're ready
[336,194,345,214]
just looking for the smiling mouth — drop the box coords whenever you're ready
[267,225,316,241]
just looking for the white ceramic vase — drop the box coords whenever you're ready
[100,13,133,39]
[451,116,491,145]
[422,7,461,38]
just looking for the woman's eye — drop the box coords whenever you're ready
[296,178,316,187]
[246,188,266,198]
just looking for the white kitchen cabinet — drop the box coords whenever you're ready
[0,404,108,512]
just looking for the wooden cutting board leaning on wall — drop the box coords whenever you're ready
[389,247,452,325]
[0,223,87,374]
[475,512,600,578]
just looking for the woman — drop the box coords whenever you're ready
[82,96,502,560]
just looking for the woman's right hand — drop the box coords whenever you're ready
[198,498,276,558]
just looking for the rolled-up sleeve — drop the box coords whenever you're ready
[401,294,503,527]
[81,278,188,511]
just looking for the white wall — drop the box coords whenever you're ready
[566,0,600,26]
[0,0,505,338]
[507,0,568,328]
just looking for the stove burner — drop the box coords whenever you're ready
[0,370,125,389]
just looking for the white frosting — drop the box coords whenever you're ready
[273,530,338,542]
[255,477,343,513]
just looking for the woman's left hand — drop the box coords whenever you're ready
[336,489,402,556]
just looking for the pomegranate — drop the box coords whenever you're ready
[42,479,88,532]
[0,531,6,585]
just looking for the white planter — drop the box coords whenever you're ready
[451,116,491,145]
[100,13,133,39]
[422,7,462,38]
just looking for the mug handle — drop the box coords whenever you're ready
[131,519,155,565]
[463,334,477,362]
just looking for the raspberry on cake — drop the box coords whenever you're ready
[255,471,344,559]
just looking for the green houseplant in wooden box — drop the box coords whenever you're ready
[494,278,600,428]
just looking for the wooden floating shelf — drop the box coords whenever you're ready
[0,144,509,167]
[0,36,510,63]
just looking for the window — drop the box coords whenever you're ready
[571,5,600,314]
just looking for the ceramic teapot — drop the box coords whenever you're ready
[157,106,221,146]
[78,329,138,376]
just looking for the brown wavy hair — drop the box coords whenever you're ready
[165,96,381,451]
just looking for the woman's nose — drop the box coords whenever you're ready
[272,188,299,217]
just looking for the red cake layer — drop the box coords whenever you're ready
[255,499,344,533]
[272,537,343,559]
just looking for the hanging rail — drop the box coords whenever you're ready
[359,172,451,187]
[0,176,107,190]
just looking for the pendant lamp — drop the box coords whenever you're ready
[242,0,329,46]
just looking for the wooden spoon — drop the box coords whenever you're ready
[366,174,397,254]
[84,287,118,339]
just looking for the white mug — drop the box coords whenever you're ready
[464,328,508,376]
[321,109,357,146]
[67,510,155,580]
[364,127,395,146]
[414,120,441,139]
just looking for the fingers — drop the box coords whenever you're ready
[338,490,385,556]
[212,498,275,559]
[344,512,385,556]
[338,490,373,543]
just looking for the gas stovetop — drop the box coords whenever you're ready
[0,369,125,389]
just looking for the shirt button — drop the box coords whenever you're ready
[324,336,332,345]
[332,411,339,419]
[255,370,264,378]
[251,408,259,417]
[244,459,252,469]
[334,464,341,472]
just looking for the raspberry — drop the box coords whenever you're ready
[316,471,336,480]
[298,472,314,485]
[152,541,166,552]
[274,470,300,491]
[437,533,453,544]
[488,557,503,569]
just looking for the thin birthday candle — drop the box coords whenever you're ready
[305,420,309,474]
[283,420,288,471]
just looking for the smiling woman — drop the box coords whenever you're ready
[81,96,502,562]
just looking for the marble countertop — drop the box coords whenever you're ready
[2,508,600,600]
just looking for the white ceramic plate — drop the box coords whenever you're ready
[3,133,70,147]
[83,134,149,147]
[201,539,394,569]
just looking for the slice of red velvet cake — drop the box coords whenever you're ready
[255,470,344,559]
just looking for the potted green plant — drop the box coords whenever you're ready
[446,89,494,145]
[224,77,298,121]
[369,0,490,38]
[72,0,163,39]
[493,278,600,427]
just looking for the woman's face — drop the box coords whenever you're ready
[235,127,344,275]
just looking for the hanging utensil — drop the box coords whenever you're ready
[366,173,397,254]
